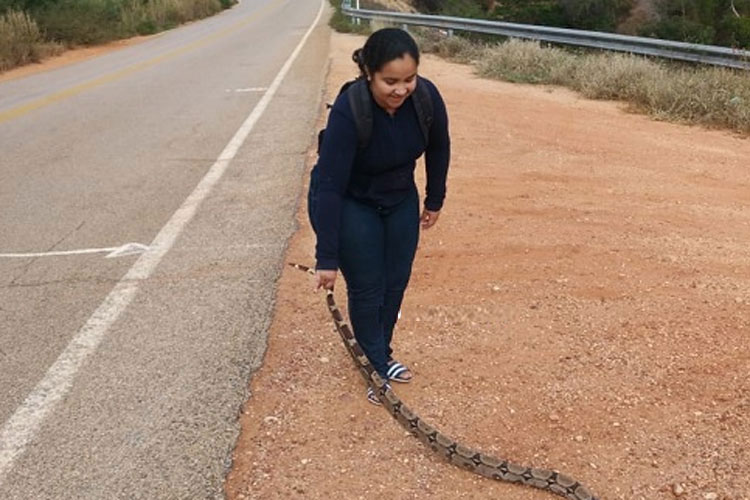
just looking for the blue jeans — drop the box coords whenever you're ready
[337,189,420,380]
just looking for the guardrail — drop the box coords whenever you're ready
[341,4,750,71]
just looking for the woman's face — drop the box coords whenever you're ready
[369,53,418,115]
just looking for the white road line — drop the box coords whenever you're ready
[0,243,149,259]
[0,0,324,484]
[226,87,268,92]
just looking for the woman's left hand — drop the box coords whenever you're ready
[420,209,440,230]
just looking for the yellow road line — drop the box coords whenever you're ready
[0,0,279,125]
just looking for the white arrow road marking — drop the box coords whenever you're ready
[0,243,149,259]
[105,243,150,258]
[0,0,325,484]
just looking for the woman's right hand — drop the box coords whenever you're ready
[315,269,337,290]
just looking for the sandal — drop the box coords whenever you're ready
[386,360,412,383]
[366,383,391,406]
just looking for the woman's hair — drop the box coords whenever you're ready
[352,28,420,78]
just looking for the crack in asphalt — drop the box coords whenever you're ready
[9,220,87,286]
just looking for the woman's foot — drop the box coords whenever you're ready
[366,383,391,406]
[386,360,413,383]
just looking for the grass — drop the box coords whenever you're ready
[414,29,750,135]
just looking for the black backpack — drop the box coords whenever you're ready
[309,76,434,234]
[317,75,434,153]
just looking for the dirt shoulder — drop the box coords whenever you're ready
[225,32,750,500]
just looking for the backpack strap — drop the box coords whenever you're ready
[346,76,433,150]
[347,79,373,150]
[412,76,434,147]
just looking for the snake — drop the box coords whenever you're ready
[289,263,601,500]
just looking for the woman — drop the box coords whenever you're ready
[311,28,450,405]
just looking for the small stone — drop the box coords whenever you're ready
[319,356,329,363]
[671,484,685,496]
[549,413,560,422]
[574,435,584,442]
[263,416,280,424]
[301,458,311,465]
[704,494,717,500]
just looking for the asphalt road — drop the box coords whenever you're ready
[0,0,330,497]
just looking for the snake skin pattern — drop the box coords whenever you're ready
[290,263,600,500]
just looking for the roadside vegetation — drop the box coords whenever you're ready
[0,9,61,71]
[420,31,750,133]
[0,0,235,72]
[329,0,371,34]
[413,0,750,49]
[330,12,750,134]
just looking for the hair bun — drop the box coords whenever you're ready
[352,48,367,76]
[352,48,363,65]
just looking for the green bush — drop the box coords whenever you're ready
[719,15,750,48]
[136,18,157,34]
[34,0,122,45]
[558,0,633,31]
[413,0,443,13]
[439,0,486,19]
[120,0,224,37]
[639,17,716,45]
[636,0,750,47]
[491,1,567,27]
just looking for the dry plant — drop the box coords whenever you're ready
[475,38,570,84]
[417,31,750,134]
[0,9,61,72]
